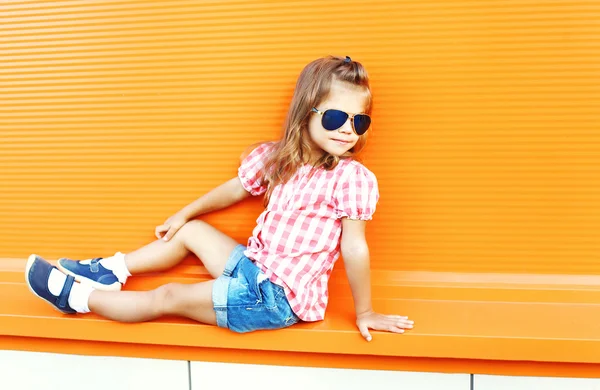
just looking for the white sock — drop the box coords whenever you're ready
[99,252,131,284]
[79,252,131,284]
[48,268,67,296]
[68,282,94,314]
[47,269,93,313]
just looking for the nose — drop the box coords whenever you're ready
[338,118,353,134]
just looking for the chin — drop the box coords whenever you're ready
[327,149,352,158]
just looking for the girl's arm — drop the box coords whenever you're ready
[159,147,261,241]
[341,218,414,341]
[158,177,251,241]
[179,177,251,219]
[180,144,266,220]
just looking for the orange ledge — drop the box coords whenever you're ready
[2,258,600,377]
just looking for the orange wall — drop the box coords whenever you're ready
[1,1,599,274]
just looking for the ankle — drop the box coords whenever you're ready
[68,282,94,313]
[99,252,131,284]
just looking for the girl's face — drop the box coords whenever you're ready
[307,79,369,163]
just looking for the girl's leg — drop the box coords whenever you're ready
[126,220,239,278]
[89,280,217,324]
[28,221,237,319]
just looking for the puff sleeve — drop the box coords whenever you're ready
[334,162,380,220]
[238,142,275,196]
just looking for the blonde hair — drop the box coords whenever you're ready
[252,55,373,204]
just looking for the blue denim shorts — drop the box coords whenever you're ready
[212,245,301,333]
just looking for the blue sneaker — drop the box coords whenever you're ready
[25,254,76,314]
[57,257,122,291]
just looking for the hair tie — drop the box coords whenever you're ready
[344,56,352,63]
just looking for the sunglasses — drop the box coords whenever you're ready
[311,107,371,136]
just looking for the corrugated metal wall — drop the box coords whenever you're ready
[1,1,599,274]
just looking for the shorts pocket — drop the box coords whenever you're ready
[257,277,278,311]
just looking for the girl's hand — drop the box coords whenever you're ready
[155,212,189,241]
[356,311,414,342]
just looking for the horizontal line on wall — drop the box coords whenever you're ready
[3,7,599,34]
[5,44,594,67]
[4,28,600,50]
[2,0,595,17]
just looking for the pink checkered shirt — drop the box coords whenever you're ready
[238,142,379,321]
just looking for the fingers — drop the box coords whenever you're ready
[383,314,413,329]
[358,313,415,341]
[366,315,414,334]
[155,224,169,240]
[396,318,414,329]
[156,222,183,241]
[163,225,182,242]
[389,326,407,334]
[358,323,372,342]
[371,321,406,333]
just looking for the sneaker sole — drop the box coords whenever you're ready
[25,254,73,314]
[56,262,122,292]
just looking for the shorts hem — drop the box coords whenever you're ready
[212,244,246,329]
[212,276,230,328]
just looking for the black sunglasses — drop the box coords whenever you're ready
[311,107,371,136]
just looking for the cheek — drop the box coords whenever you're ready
[308,115,322,132]
[307,117,324,139]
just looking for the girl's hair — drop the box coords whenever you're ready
[259,55,372,203]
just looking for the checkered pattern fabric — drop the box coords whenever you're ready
[238,142,379,321]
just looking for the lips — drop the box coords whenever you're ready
[331,138,351,144]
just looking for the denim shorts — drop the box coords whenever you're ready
[212,245,301,333]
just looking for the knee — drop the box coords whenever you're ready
[154,283,181,316]
[175,220,207,241]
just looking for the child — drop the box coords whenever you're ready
[25,55,414,341]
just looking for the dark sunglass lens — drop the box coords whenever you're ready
[322,109,349,131]
[353,115,371,135]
